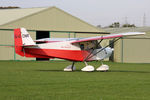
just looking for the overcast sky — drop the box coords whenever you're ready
[0,0,150,27]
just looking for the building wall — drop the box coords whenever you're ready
[0,30,14,45]
[122,38,150,63]
[114,39,122,62]
[114,36,150,63]
[0,30,14,60]
[50,32,74,38]
[0,46,14,60]
[0,30,36,60]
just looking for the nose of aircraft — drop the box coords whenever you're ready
[92,47,114,60]
[111,48,114,51]
[104,47,113,58]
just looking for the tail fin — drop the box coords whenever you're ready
[14,28,35,56]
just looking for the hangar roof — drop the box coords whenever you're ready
[0,7,47,25]
[0,7,105,33]
[103,27,150,33]
[103,27,150,38]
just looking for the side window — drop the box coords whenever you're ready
[80,44,84,50]
[94,40,102,49]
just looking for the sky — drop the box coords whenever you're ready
[0,0,150,27]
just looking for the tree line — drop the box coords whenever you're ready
[0,6,20,9]
[97,22,136,28]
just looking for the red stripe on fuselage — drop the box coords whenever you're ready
[24,52,54,58]
[24,48,89,61]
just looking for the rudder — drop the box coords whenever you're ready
[14,28,24,56]
[14,28,35,56]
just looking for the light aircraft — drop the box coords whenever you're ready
[14,28,145,72]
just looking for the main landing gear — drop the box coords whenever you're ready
[64,62,76,71]
[81,62,95,72]
[96,61,109,72]
[64,61,109,72]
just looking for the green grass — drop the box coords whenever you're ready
[0,61,150,100]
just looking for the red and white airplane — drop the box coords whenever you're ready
[14,28,145,72]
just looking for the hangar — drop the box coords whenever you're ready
[104,27,150,63]
[1,7,148,63]
[0,7,107,60]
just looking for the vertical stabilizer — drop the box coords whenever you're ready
[14,28,35,56]
[14,28,24,56]
[20,28,35,46]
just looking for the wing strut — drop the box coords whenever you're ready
[85,37,121,61]
[84,36,104,61]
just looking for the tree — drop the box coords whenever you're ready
[97,25,101,28]
[108,22,120,28]
[0,6,20,9]
[122,24,136,27]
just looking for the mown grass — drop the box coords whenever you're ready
[0,61,150,100]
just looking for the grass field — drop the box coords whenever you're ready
[0,61,150,100]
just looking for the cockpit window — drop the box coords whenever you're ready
[94,40,102,49]
[80,44,84,50]
[79,40,102,50]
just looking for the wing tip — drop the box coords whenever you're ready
[122,32,146,36]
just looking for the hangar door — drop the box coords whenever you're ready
[36,31,49,61]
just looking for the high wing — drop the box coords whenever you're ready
[71,32,145,43]
[34,38,76,43]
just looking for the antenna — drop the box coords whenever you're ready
[143,13,146,26]
[125,17,128,24]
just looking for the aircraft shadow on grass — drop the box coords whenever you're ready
[35,69,81,72]
[109,70,150,73]
[35,69,150,73]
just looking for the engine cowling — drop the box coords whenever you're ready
[93,47,113,60]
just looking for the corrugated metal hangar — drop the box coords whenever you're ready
[0,6,107,61]
[104,27,150,63]
[0,6,149,63]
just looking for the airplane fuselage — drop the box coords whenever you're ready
[23,40,113,61]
